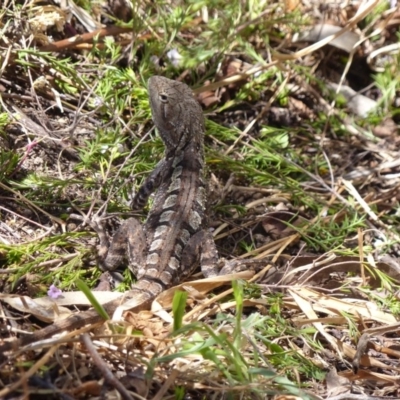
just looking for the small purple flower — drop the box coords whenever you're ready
[48,284,62,299]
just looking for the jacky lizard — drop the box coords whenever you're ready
[0,76,223,354]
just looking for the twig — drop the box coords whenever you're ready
[81,333,136,400]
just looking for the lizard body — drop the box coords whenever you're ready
[0,76,218,353]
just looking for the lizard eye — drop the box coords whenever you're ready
[159,94,168,103]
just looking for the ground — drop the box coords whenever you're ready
[0,0,400,399]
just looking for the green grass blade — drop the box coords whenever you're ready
[75,279,109,320]
[172,290,188,332]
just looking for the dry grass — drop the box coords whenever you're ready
[0,0,400,398]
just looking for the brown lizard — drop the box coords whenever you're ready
[0,76,221,355]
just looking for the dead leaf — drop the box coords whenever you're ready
[326,368,351,396]
[0,294,71,322]
[288,287,396,324]
[293,24,360,53]
[261,211,308,239]
[156,271,254,308]
[328,82,377,117]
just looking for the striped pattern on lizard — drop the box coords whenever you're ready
[0,76,222,355]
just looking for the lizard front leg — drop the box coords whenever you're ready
[130,157,173,210]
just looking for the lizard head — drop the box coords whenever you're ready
[148,76,205,154]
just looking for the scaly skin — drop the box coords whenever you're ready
[0,76,219,356]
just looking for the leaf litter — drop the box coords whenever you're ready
[0,0,400,399]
